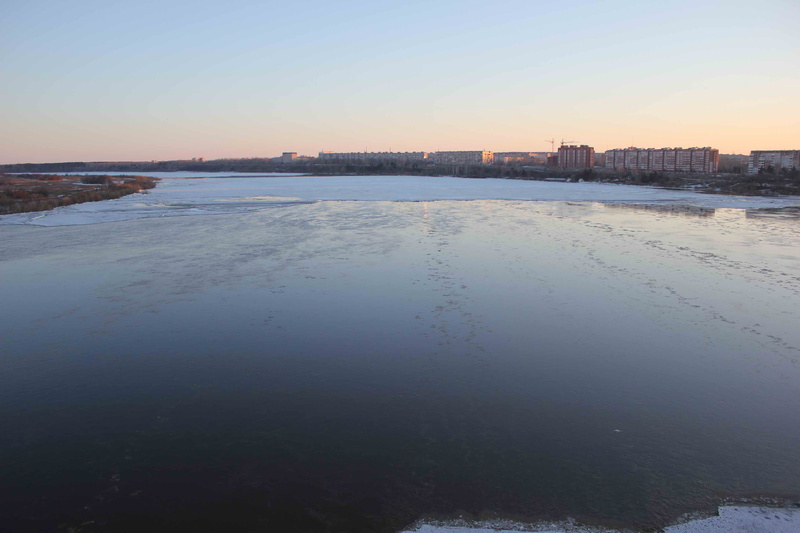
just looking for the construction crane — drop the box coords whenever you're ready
[545,138,576,152]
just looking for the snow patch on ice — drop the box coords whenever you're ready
[664,505,800,532]
[400,505,800,533]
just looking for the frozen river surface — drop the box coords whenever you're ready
[1,175,800,532]
[3,173,800,226]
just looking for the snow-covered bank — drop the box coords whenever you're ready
[402,505,800,533]
[3,174,800,226]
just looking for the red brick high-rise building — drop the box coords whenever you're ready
[557,145,595,169]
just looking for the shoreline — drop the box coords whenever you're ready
[3,174,800,227]
[0,173,158,215]
[3,162,798,198]
[402,502,800,533]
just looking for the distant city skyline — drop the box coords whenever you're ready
[1,0,798,164]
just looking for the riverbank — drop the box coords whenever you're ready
[580,169,800,197]
[0,174,158,215]
[306,166,800,198]
[3,161,798,198]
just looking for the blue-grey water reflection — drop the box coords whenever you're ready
[1,200,799,532]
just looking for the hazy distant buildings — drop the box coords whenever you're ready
[748,150,800,174]
[604,147,719,173]
[317,151,429,163]
[493,152,529,164]
[280,152,298,163]
[311,146,736,174]
[316,150,497,165]
[493,152,552,165]
[557,145,595,169]
[431,151,494,165]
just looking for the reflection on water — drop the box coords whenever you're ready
[603,202,716,217]
[1,200,799,532]
[746,206,800,220]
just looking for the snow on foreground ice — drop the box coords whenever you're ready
[402,505,800,533]
[3,174,800,226]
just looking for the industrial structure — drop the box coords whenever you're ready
[603,147,719,173]
[747,150,800,174]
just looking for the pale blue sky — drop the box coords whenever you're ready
[1,0,798,163]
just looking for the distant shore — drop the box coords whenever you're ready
[2,159,798,198]
[2,166,799,218]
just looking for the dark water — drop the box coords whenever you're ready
[2,201,799,532]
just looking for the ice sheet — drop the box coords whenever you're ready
[403,505,800,533]
[3,174,800,226]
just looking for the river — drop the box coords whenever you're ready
[2,175,799,532]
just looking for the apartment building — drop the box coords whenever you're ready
[431,151,494,165]
[493,152,552,164]
[557,145,595,169]
[604,147,719,173]
[748,150,800,174]
[317,151,429,163]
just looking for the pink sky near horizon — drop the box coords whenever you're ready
[1,0,798,164]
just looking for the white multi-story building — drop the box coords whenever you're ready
[317,151,429,163]
[604,147,719,173]
[493,152,552,164]
[431,151,494,165]
[748,151,800,174]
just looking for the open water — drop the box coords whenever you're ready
[2,176,800,532]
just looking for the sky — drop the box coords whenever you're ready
[1,0,798,163]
